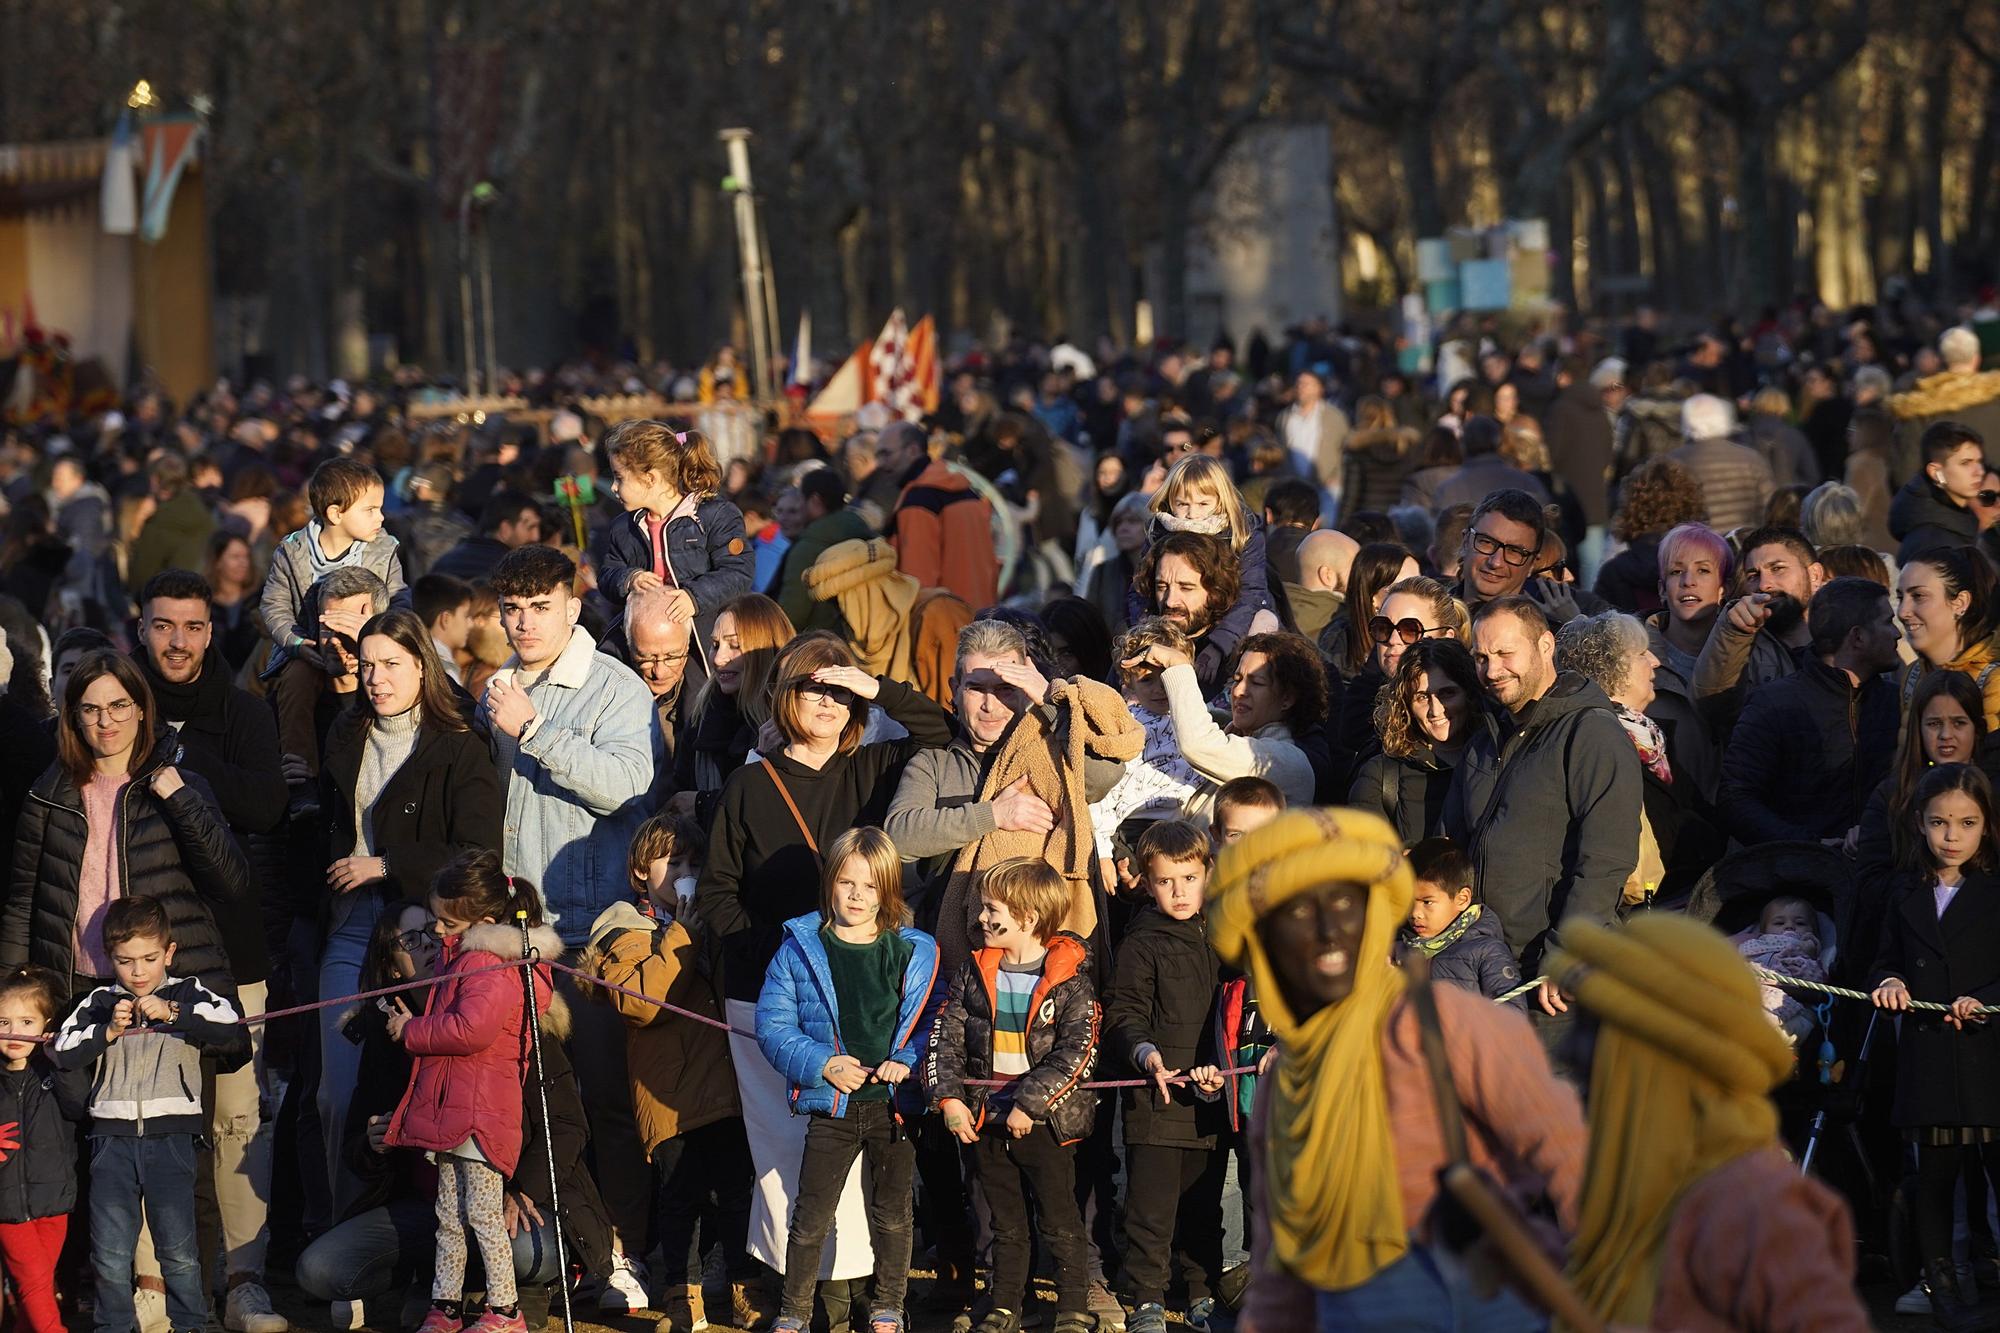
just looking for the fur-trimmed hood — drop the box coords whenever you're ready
[451,921,570,1039]
[1889,368,2000,419]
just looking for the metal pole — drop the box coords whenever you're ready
[720,129,773,401]
[458,189,477,393]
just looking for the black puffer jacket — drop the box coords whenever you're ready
[1348,749,1453,848]
[1103,906,1225,1149]
[1718,658,1897,846]
[1890,474,1979,565]
[0,1057,89,1223]
[3,730,253,986]
[320,706,504,912]
[1397,908,1525,1011]
[926,933,1099,1144]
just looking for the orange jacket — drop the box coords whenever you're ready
[894,460,998,610]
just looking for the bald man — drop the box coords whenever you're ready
[1283,528,1359,640]
[611,589,695,786]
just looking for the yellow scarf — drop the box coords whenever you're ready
[1546,915,1793,1330]
[1209,807,1413,1291]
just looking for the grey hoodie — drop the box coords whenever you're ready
[1442,673,1642,973]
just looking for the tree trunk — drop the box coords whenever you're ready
[1398,116,1446,238]
[1733,112,1781,312]
[1631,115,1683,309]
[1156,184,1193,342]
[1965,71,2000,263]
[1072,137,1125,343]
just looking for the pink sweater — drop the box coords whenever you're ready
[73,772,130,977]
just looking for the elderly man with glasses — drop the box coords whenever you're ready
[611,588,695,792]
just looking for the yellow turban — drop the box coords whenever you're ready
[1546,915,1794,1330]
[1209,807,1412,1291]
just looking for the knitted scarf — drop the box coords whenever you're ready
[1398,903,1480,958]
[933,677,1144,980]
[1547,916,1793,1330]
[1208,807,1412,1292]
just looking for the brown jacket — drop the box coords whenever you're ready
[1239,985,1585,1330]
[581,903,740,1151]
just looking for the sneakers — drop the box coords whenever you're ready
[598,1254,653,1314]
[464,1309,528,1333]
[1893,1279,1931,1315]
[224,1281,289,1333]
[867,1312,905,1333]
[1125,1302,1168,1333]
[1184,1296,1218,1332]
[1086,1281,1125,1332]
[134,1284,170,1333]
[656,1283,709,1333]
[413,1308,463,1333]
[328,1300,364,1331]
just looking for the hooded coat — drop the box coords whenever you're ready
[1889,473,1979,564]
[755,913,939,1119]
[3,729,253,986]
[1888,368,2000,480]
[926,932,1099,1143]
[1442,674,1642,972]
[385,921,558,1178]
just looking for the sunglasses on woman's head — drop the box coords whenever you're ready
[1368,616,1446,646]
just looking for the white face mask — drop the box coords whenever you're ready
[673,875,698,905]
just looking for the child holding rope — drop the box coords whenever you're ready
[756,826,940,1333]
[386,851,560,1333]
[1869,763,2000,1327]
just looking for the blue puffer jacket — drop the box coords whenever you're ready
[756,913,940,1118]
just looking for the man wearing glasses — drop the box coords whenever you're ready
[612,588,694,792]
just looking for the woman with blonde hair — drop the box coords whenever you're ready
[669,592,798,825]
[696,631,951,1292]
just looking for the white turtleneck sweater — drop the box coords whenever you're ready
[352,704,421,857]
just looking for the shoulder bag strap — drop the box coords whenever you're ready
[761,757,820,858]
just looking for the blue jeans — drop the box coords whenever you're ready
[1313,1244,1544,1331]
[91,1134,203,1333]
[318,891,385,1219]
[295,1197,563,1302]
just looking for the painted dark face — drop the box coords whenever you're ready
[1253,881,1369,1021]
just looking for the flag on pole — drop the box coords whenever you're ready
[101,110,138,236]
[139,115,203,244]
[789,310,813,388]
[865,310,939,422]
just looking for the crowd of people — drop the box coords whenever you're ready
[5,297,2000,1333]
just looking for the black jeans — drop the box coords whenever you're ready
[779,1102,915,1321]
[1917,1141,2000,1264]
[974,1127,1089,1316]
[1119,1142,1226,1307]
[651,1117,757,1284]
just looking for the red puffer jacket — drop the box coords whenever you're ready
[387,921,559,1177]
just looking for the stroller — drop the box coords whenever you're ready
[1686,840,1909,1287]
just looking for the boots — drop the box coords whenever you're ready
[655,1284,708,1333]
[727,1277,776,1331]
[1926,1256,1984,1332]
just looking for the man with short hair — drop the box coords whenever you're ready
[1260,478,1322,587]
[131,569,289,1333]
[1432,417,1550,514]
[1718,576,1899,847]
[770,469,870,631]
[429,489,543,583]
[1286,528,1358,642]
[482,543,659,1303]
[1451,488,1590,627]
[412,572,474,682]
[1888,422,1992,563]
[1444,597,1640,1046]
[1889,325,2000,476]
[1692,526,1825,731]
[128,453,218,593]
[1667,394,1774,532]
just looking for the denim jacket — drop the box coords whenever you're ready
[491,626,659,945]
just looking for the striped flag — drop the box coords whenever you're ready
[865,309,939,422]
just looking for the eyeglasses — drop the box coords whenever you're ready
[794,682,857,707]
[74,699,136,724]
[395,928,435,952]
[633,652,688,671]
[1468,531,1537,567]
[1368,617,1449,646]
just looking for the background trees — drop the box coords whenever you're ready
[0,0,1982,377]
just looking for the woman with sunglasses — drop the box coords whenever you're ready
[316,609,502,1217]
[1327,573,1464,777]
[696,631,952,1288]
[1896,545,2000,735]
[1348,638,1491,847]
